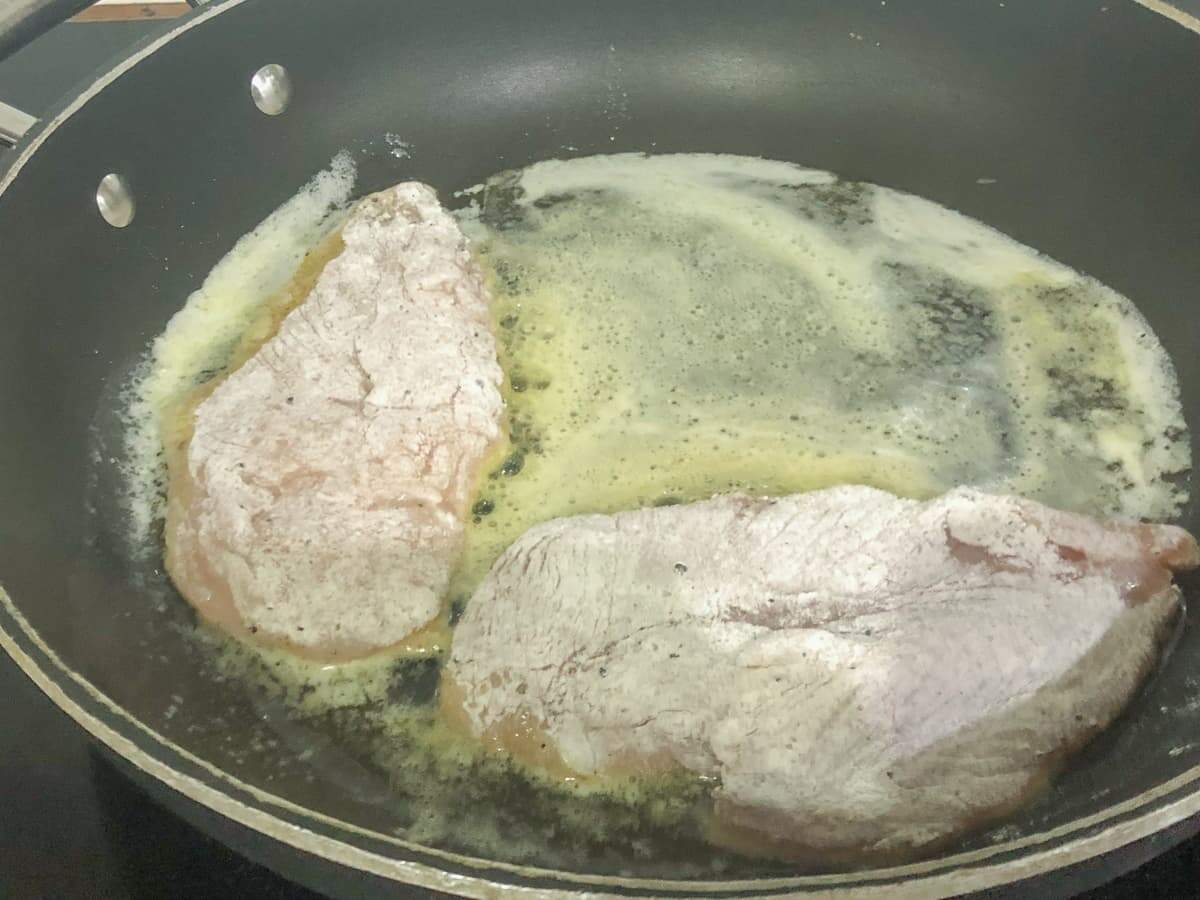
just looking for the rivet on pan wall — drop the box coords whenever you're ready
[250,64,292,116]
[96,173,135,228]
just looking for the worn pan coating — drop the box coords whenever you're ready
[1,0,1199,896]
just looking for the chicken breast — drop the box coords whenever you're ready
[445,486,1198,857]
[165,183,503,659]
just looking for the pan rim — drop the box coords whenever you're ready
[8,580,1200,896]
[2,0,1199,894]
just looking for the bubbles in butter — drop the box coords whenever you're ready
[452,153,1190,597]
[121,152,1192,873]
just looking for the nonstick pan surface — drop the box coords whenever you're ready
[1,1,1199,896]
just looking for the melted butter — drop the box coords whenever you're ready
[121,154,718,871]
[205,630,715,870]
[120,152,357,550]
[450,153,1189,598]
[121,152,1191,872]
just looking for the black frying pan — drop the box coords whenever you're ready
[1,1,1199,896]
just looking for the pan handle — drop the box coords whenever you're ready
[0,0,206,149]
[0,100,36,147]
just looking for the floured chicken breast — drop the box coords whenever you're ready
[165,183,503,659]
[446,486,1198,857]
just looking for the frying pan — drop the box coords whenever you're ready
[1,0,1199,896]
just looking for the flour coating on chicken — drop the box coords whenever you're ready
[446,486,1197,855]
[165,183,503,657]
